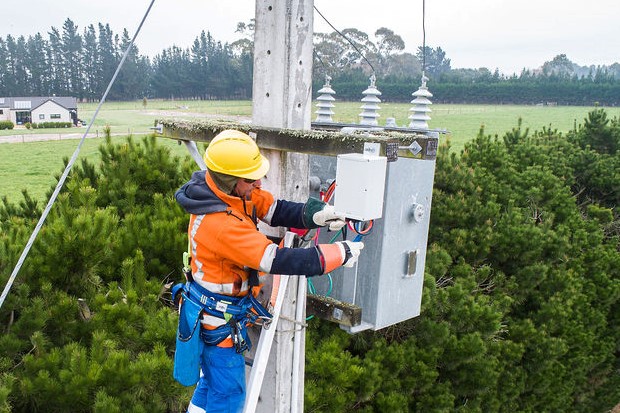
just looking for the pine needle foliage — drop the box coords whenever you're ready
[305,110,619,412]
[0,135,193,412]
[0,112,618,411]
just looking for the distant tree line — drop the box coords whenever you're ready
[0,19,252,101]
[1,18,620,105]
[313,50,620,105]
[0,20,151,101]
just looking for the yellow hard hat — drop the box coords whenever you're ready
[204,129,270,180]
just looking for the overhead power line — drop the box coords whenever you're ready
[313,5,376,74]
[422,0,427,74]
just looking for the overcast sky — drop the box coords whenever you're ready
[2,0,618,76]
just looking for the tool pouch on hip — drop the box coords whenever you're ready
[173,292,204,386]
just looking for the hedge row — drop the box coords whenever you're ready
[0,120,14,130]
[25,122,73,129]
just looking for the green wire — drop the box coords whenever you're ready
[306,228,343,320]
[328,228,343,243]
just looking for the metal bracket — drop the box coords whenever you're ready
[399,140,423,156]
[385,142,399,162]
[363,142,381,157]
[306,294,362,327]
[150,123,163,134]
[405,249,419,277]
[183,140,207,170]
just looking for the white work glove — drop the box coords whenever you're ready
[335,241,364,268]
[313,205,346,231]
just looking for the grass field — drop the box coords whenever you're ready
[0,137,190,205]
[1,100,617,204]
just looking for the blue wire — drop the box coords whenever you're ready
[351,220,373,242]
[326,274,333,296]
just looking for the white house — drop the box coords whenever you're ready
[0,96,78,126]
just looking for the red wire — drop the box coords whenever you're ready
[304,181,374,241]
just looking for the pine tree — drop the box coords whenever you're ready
[61,19,83,97]
[97,23,119,98]
[0,37,9,96]
[47,27,65,95]
[190,31,210,99]
[3,35,20,95]
[25,34,49,96]
[82,25,99,101]
[111,29,144,100]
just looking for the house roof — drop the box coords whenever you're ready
[0,96,77,110]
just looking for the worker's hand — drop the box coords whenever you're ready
[335,241,364,268]
[313,205,346,231]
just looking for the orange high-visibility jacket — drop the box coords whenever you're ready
[175,170,342,346]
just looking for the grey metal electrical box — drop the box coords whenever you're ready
[309,137,437,332]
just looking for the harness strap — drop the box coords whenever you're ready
[183,281,269,319]
[173,281,272,352]
[185,282,249,318]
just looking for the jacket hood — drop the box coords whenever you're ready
[175,171,228,215]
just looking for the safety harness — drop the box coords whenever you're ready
[172,235,272,354]
[172,278,271,353]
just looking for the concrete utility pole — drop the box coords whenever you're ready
[250,1,314,412]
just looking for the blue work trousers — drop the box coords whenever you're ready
[187,345,246,413]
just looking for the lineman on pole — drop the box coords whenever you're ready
[173,129,364,413]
